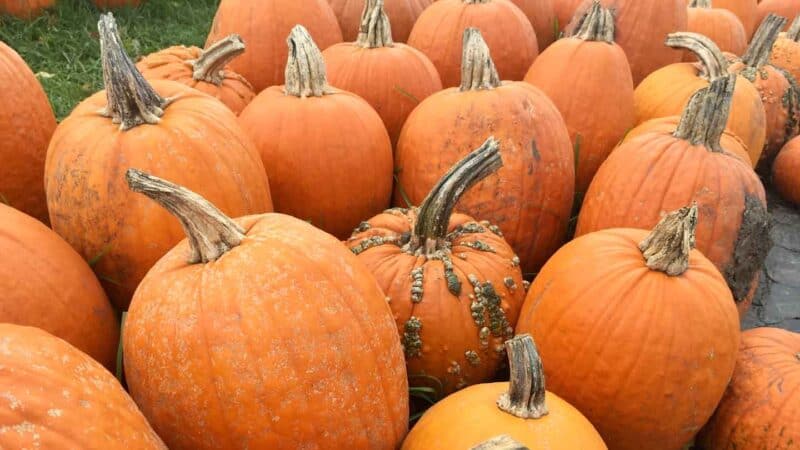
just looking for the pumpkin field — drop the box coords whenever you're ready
[0,0,799,449]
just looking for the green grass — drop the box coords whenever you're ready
[0,0,219,120]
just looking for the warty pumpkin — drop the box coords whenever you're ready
[770,15,800,83]
[123,169,408,450]
[518,204,741,450]
[756,0,800,32]
[395,28,575,275]
[322,0,442,148]
[401,335,607,449]
[684,0,748,61]
[524,1,634,196]
[407,0,539,87]
[239,25,392,239]
[0,324,166,449]
[773,135,800,205]
[136,34,255,115]
[509,0,558,49]
[347,138,526,394]
[0,0,52,17]
[45,14,273,310]
[328,0,431,42]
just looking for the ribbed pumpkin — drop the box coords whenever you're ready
[123,169,408,450]
[45,14,273,310]
[518,204,741,450]
[347,139,525,394]
[756,0,800,31]
[698,327,800,449]
[395,28,574,275]
[328,0,432,42]
[322,0,442,148]
[684,0,748,61]
[407,0,538,87]
[773,135,800,205]
[578,75,770,314]
[0,324,166,449]
[524,1,634,195]
[239,26,392,239]
[401,335,607,449]
[206,0,343,92]
[0,41,56,224]
[770,16,800,83]
[634,32,767,165]
[92,0,142,7]
[509,0,558,49]
[0,0,53,17]
[136,35,255,115]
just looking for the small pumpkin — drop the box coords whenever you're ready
[684,0,748,61]
[401,334,607,449]
[123,169,408,450]
[770,15,800,83]
[509,0,559,49]
[92,0,142,8]
[0,0,53,18]
[136,35,255,115]
[327,0,432,42]
[773,135,800,205]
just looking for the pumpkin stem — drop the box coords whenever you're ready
[460,28,501,91]
[665,32,729,79]
[638,204,699,276]
[356,0,394,48]
[470,435,529,450]
[688,0,711,7]
[125,169,245,264]
[284,25,335,98]
[571,1,615,43]
[673,74,736,152]
[412,137,502,254]
[788,15,800,41]
[743,14,787,69]
[190,34,246,85]
[98,13,172,131]
[496,334,548,419]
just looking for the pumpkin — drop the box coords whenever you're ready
[136,35,255,115]
[328,0,432,42]
[45,14,273,310]
[206,0,342,92]
[518,204,741,450]
[395,28,574,275]
[770,15,800,83]
[701,0,759,37]
[347,138,525,394]
[239,26,391,239]
[756,0,800,32]
[402,335,607,449]
[92,0,142,7]
[322,0,442,148]
[524,1,634,196]
[0,324,166,449]
[509,0,558,49]
[684,0,748,61]
[407,0,538,87]
[123,169,408,449]
[773,135,800,205]
[0,0,53,17]
[634,32,767,165]
[0,41,56,224]
[578,75,770,314]
[698,327,800,449]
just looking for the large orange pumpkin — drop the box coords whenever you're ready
[518,205,741,450]
[136,34,255,115]
[123,169,408,450]
[0,324,166,449]
[45,14,273,310]
[0,41,56,224]
[239,26,392,239]
[0,0,52,17]
[509,0,558,49]
[322,0,442,148]
[770,16,800,82]
[524,0,634,195]
[402,335,607,449]
[328,0,431,42]
[206,0,343,92]
[773,135,800,205]
[684,0,748,61]
[395,28,574,275]
[407,0,538,86]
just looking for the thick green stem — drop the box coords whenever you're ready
[571,1,615,43]
[673,74,736,152]
[284,25,334,97]
[639,204,699,276]
[743,14,787,69]
[460,28,500,91]
[471,435,529,450]
[496,334,548,419]
[191,34,246,85]
[356,0,393,48]
[665,32,729,79]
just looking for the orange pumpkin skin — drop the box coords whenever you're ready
[0,41,56,224]
[92,0,142,7]
[705,0,758,37]
[0,0,53,17]
[0,324,166,449]
[698,327,800,449]
[756,0,800,32]
[684,6,747,61]
[206,0,343,92]
[515,228,740,450]
[328,0,432,42]
[771,32,800,84]
[773,135,800,205]
[407,0,539,86]
[510,0,558,49]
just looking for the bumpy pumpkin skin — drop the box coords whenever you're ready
[773,136,800,205]
[0,324,166,449]
[328,0,432,42]
[510,0,558,49]
[125,213,409,450]
[0,41,57,224]
[771,32,800,84]
[0,0,53,17]
[515,228,741,450]
[684,6,747,61]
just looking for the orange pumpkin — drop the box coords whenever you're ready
[239,26,392,239]
[0,0,53,17]
[770,16,800,83]
[773,135,800,205]
[322,0,442,148]
[509,0,558,49]
[123,169,408,450]
[328,0,432,42]
[136,35,255,115]
[45,14,273,310]
[395,28,574,275]
[401,335,607,449]
[524,1,634,195]
[92,0,142,7]
[518,204,741,450]
[700,0,759,37]
[206,0,343,92]
[756,0,800,31]
[684,0,748,61]
[407,0,538,86]
[0,41,56,224]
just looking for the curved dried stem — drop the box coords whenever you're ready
[743,14,787,69]
[191,34,246,85]
[665,32,729,79]
[639,204,699,276]
[673,74,737,152]
[496,334,548,419]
